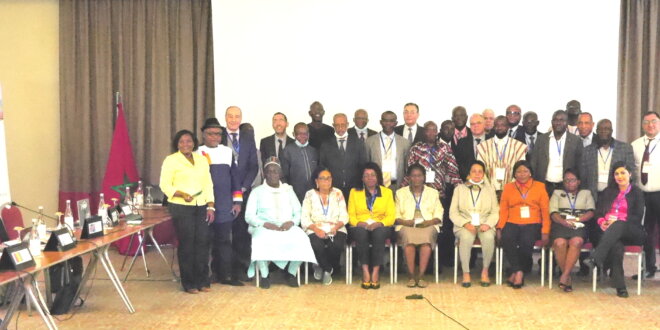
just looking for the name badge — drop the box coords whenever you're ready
[598,171,609,184]
[470,213,480,226]
[382,159,395,174]
[520,206,530,219]
[642,161,652,173]
[495,167,506,181]
[565,214,576,220]
[414,218,424,226]
[426,170,435,183]
[608,214,618,222]
[321,223,332,233]
[365,219,376,225]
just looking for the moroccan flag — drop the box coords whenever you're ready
[103,101,141,255]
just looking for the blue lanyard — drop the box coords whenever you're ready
[515,180,532,200]
[411,187,424,210]
[565,190,576,211]
[366,191,377,212]
[380,134,394,155]
[428,145,437,165]
[555,138,563,156]
[319,195,329,217]
[598,146,614,164]
[494,139,509,162]
[469,186,482,208]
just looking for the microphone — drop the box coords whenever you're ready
[9,201,60,226]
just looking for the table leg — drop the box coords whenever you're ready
[147,227,179,281]
[123,231,148,282]
[99,246,135,313]
[24,274,58,330]
[69,248,101,311]
[1,281,24,329]
[120,233,136,271]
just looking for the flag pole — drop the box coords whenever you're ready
[113,92,120,130]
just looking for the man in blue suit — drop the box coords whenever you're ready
[223,106,259,281]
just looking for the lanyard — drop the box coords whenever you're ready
[380,134,394,156]
[646,138,658,155]
[514,180,532,200]
[614,185,632,213]
[565,190,576,211]
[598,146,614,165]
[494,139,509,162]
[428,145,437,165]
[555,137,563,156]
[366,191,377,212]
[411,187,424,210]
[319,194,329,217]
[469,186,482,208]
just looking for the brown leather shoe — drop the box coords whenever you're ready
[199,287,211,293]
[186,288,199,294]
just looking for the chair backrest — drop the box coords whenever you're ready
[1,205,24,241]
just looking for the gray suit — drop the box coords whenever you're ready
[580,139,636,201]
[365,132,410,190]
[531,132,584,183]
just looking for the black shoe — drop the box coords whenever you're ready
[461,282,471,288]
[220,278,245,286]
[286,274,299,288]
[616,288,629,298]
[234,272,250,282]
[259,277,270,289]
[631,268,656,280]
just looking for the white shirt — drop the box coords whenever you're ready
[227,129,240,143]
[405,124,418,141]
[354,127,369,137]
[632,134,660,192]
[472,134,485,157]
[273,134,288,158]
[525,132,538,153]
[580,133,593,147]
[597,144,613,191]
[546,131,567,183]
[379,132,398,180]
[335,132,349,149]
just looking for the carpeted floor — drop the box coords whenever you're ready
[8,246,660,329]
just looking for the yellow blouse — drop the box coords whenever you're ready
[348,186,395,227]
[159,151,214,206]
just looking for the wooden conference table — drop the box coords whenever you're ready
[0,206,173,329]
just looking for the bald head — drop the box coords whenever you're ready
[353,109,369,129]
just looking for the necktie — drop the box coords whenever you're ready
[231,133,239,153]
[360,132,365,142]
[339,139,346,153]
[383,136,392,187]
[408,128,413,143]
[474,138,481,157]
[475,138,481,145]
[641,138,653,185]
[277,138,283,158]
[509,128,514,137]
[529,136,535,152]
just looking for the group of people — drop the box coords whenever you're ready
[159,100,660,298]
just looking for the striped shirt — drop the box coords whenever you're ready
[477,136,528,191]
[402,142,462,198]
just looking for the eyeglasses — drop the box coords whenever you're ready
[642,119,659,125]
[317,176,332,181]
[506,111,521,115]
[563,178,578,183]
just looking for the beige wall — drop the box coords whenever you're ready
[0,0,59,224]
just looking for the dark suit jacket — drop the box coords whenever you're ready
[222,128,259,192]
[580,139,636,201]
[454,136,478,181]
[594,185,645,228]
[259,134,295,161]
[348,127,377,141]
[395,124,425,145]
[531,132,584,183]
[319,134,367,198]
[511,125,526,143]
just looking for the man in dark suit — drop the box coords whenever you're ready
[347,108,377,143]
[365,111,410,191]
[566,100,582,135]
[438,120,456,151]
[522,111,540,160]
[506,104,526,143]
[395,102,425,145]
[455,113,486,180]
[319,113,367,199]
[307,101,335,150]
[530,110,584,197]
[451,106,472,145]
[576,112,597,147]
[259,112,295,161]
[222,106,259,281]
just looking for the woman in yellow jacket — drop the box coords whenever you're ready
[348,162,395,289]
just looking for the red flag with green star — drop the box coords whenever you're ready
[101,101,139,200]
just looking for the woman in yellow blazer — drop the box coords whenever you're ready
[160,130,215,294]
[395,163,443,288]
[348,162,395,289]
